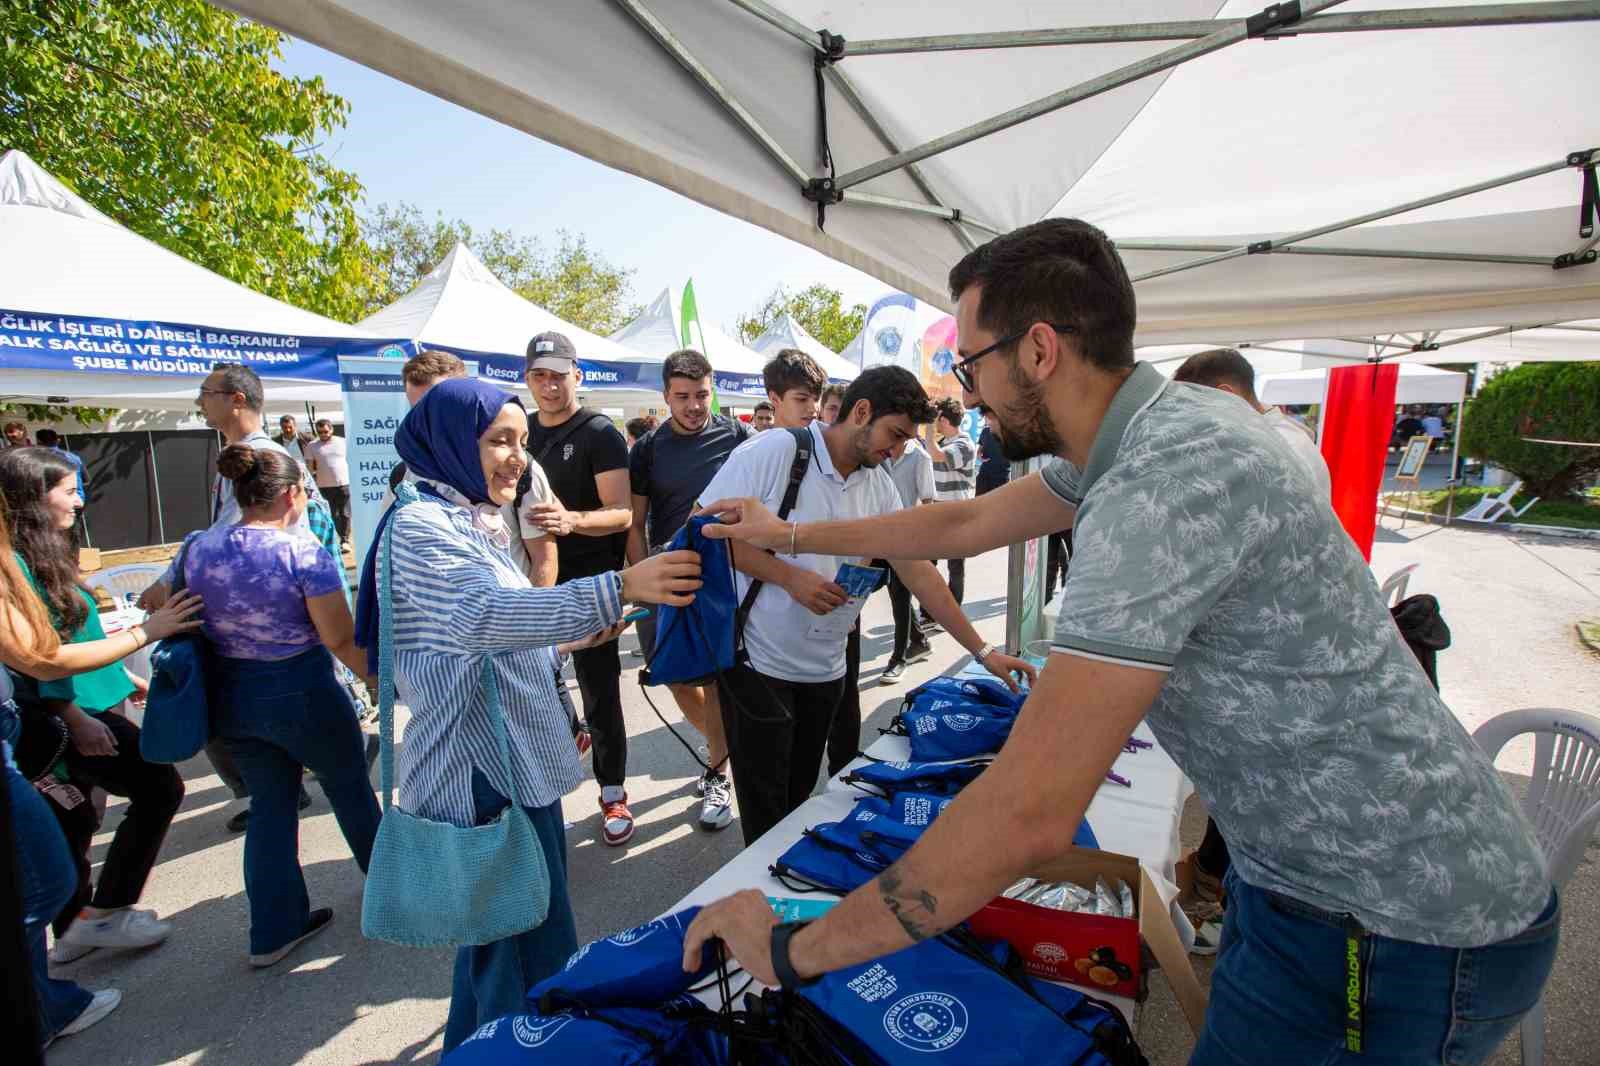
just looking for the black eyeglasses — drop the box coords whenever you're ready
[951,323,1077,392]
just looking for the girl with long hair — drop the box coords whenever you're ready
[0,447,185,963]
[0,483,202,1049]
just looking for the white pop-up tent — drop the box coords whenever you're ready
[610,287,770,398]
[357,241,664,397]
[1259,363,1469,407]
[222,1,1600,346]
[0,150,397,411]
[750,313,858,381]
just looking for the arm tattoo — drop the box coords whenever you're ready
[878,865,940,943]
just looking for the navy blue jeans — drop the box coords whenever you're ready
[1195,870,1560,1065]
[4,705,93,1047]
[213,647,381,956]
[442,770,578,1053]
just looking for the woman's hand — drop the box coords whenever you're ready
[620,550,702,607]
[141,590,204,642]
[65,707,117,757]
[696,497,791,551]
[557,622,629,656]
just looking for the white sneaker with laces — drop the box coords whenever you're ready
[50,937,97,965]
[55,908,171,955]
[698,773,734,831]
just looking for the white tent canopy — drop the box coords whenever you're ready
[610,287,770,397]
[1259,362,1469,406]
[0,149,389,411]
[750,313,858,381]
[223,1,1600,346]
[357,241,662,394]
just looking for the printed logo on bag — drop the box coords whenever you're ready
[512,1014,572,1048]
[464,1019,500,1045]
[607,918,666,947]
[564,942,592,971]
[904,796,934,825]
[941,713,981,732]
[1033,942,1068,965]
[855,850,889,870]
[914,717,939,736]
[930,699,953,712]
[847,964,899,1003]
[883,992,968,1053]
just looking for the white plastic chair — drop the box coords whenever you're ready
[1457,480,1541,523]
[1473,708,1600,1066]
[1377,563,1419,606]
[82,563,166,604]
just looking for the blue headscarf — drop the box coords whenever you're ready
[354,377,523,673]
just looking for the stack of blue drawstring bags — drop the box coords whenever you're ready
[442,676,1137,1065]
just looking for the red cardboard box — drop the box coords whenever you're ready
[967,847,1207,1035]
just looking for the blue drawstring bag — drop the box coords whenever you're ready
[791,932,1142,1066]
[889,703,1017,761]
[529,908,717,1012]
[443,996,731,1066]
[644,516,738,686]
[771,818,911,895]
[141,535,212,764]
[905,675,1026,716]
[858,791,1098,852]
[842,758,992,800]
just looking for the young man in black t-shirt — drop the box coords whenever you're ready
[523,331,637,845]
[627,349,749,832]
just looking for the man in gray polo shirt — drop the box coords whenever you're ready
[686,219,1556,1066]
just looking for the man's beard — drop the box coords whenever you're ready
[852,426,884,468]
[995,363,1063,463]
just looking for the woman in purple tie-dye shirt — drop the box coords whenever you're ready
[181,444,380,969]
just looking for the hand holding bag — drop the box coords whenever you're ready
[361,483,551,947]
[140,536,212,764]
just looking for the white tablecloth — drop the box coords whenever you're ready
[671,660,1196,1022]
[99,606,152,682]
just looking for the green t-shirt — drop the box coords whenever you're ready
[13,551,135,713]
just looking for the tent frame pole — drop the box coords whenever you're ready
[612,0,810,185]
[1116,241,1552,267]
[1132,153,1588,283]
[147,430,166,546]
[841,2,1600,55]
[829,0,1348,193]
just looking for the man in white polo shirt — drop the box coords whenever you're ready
[698,365,1034,845]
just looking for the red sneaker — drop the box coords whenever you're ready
[599,794,635,847]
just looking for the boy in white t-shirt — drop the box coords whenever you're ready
[698,365,1034,845]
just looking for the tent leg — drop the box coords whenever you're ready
[1447,398,1467,525]
[147,431,166,545]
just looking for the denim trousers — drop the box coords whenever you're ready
[1194,869,1561,1066]
[4,705,93,1047]
[442,771,578,1053]
[212,646,381,956]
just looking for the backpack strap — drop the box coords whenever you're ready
[734,427,812,653]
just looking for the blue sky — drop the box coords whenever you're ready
[275,40,888,338]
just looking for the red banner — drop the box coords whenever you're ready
[1319,363,1399,560]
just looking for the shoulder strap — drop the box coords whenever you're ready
[734,427,813,648]
[532,407,612,465]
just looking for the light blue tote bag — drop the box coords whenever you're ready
[361,487,550,947]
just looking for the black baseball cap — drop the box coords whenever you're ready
[526,331,577,374]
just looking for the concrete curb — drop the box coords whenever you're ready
[1378,503,1600,541]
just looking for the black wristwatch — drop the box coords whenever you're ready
[770,921,820,990]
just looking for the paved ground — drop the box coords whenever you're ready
[46,526,1600,1065]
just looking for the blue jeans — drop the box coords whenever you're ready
[1195,870,1560,1065]
[5,704,94,1047]
[213,647,381,956]
[441,771,578,1052]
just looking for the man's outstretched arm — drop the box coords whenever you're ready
[701,471,1074,563]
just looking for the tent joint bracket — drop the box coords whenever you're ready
[1552,249,1597,270]
[1247,239,1273,254]
[1247,1,1304,38]
[802,177,844,229]
[816,29,846,65]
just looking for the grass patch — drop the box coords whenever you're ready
[1384,486,1600,530]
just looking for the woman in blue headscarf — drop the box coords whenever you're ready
[354,378,700,1049]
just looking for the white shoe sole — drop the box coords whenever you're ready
[50,940,98,965]
[53,988,122,1041]
[698,805,734,831]
[250,911,333,968]
[602,823,635,846]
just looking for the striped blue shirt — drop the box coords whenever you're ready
[387,489,623,825]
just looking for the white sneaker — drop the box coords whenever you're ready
[50,937,98,965]
[698,773,734,831]
[55,908,171,955]
[1191,918,1223,957]
[50,988,122,1043]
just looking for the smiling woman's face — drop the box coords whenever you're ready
[46,472,81,529]
[480,403,530,506]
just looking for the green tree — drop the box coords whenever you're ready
[737,284,866,352]
[1459,362,1600,500]
[0,402,117,427]
[0,0,375,321]
[362,203,641,334]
